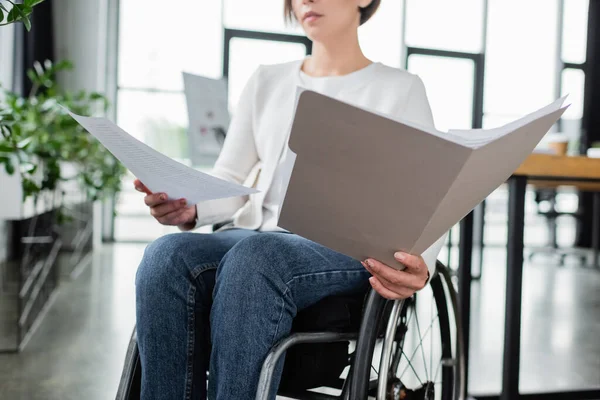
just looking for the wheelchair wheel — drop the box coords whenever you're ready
[374,262,465,400]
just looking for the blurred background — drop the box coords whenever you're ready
[0,0,599,399]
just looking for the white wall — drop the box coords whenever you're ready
[0,25,15,263]
[52,0,111,94]
[53,0,117,245]
[0,26,14,87]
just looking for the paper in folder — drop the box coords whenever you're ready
[278,91,569,269]
[67,111,258,205]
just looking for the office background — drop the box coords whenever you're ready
[0,0,599,399]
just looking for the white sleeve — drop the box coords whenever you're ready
[403,75,448,281]
[192,67,263,228]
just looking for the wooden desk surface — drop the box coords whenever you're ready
[515,153,600,180]
[530,180,600,191]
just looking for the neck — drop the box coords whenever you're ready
[303,30,372,77]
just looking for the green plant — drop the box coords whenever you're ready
[0,0,45,31]
[0,59,126,204]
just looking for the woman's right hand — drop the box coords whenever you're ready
[134,179,197,230]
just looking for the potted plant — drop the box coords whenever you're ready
[0,58,127,351]
[0,0,127,352]
[0,59,126,219]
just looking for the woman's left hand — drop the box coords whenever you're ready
[361,252,429,300]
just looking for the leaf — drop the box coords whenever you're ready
[22,15,31,30]
[0,142,13,152]
[7,5,18,22]
[11,5,31,30]
[55,59,73,71]
[20,162,37,174]
[4,158,14,175]
[0,7,4,22]
[17,137,33,149]
[33,61,44,77]
[21,178,40,199]
[27,68,37,83]
[89,92,102,99]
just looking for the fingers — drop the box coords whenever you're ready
[155,206,194,226]
[368,276,411,300]
[133,179,193,226]
[133,179,152,195]
[149,198,188,218]
[394,252,425,274]
[362,258,425,291]
[144,193,170,207]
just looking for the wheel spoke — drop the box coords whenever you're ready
[434,355,443,384]
[401,350,423,385]
[397,312,439,379]
[414,299,430,379]
[391,303,414,373]
[371,363,379,377]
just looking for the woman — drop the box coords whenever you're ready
[134,0,447,398]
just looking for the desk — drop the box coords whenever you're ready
[460,154,600,400]
[515,154,600,268]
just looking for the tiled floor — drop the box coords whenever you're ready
[1,188,599,399]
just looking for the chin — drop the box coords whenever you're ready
[302,26,328,43]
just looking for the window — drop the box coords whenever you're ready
[562,0,589,65]
[404,0,485,54]
[112,0,590,241]
[561,69,585,121]
[223,0,301,35]
[118,0,223,91]
[407,55,475,131]
[484,0,560,127]
[359,0,404,67]
[115,0,223,241]
[227,38,307,111]
[114,1,310,241]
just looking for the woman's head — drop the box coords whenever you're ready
[285,0,380,42]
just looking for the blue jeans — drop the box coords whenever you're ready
[135,229,371,400]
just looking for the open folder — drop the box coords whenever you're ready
[278,91,569,269]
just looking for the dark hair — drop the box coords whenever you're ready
[284,0,381,26]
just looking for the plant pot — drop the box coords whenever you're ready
[0,210,62,352]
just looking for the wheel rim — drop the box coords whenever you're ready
[376,273,459,400]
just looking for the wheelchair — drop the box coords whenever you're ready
[116,261,464,400]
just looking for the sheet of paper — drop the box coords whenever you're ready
[182,72,230,166]
[67,111,258,204]
[447,96,569,148]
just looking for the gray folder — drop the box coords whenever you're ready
[278,90,568,269]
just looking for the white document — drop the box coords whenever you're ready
[67,111,258,204]
[182,72,230,166]
[446,96,569,148]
